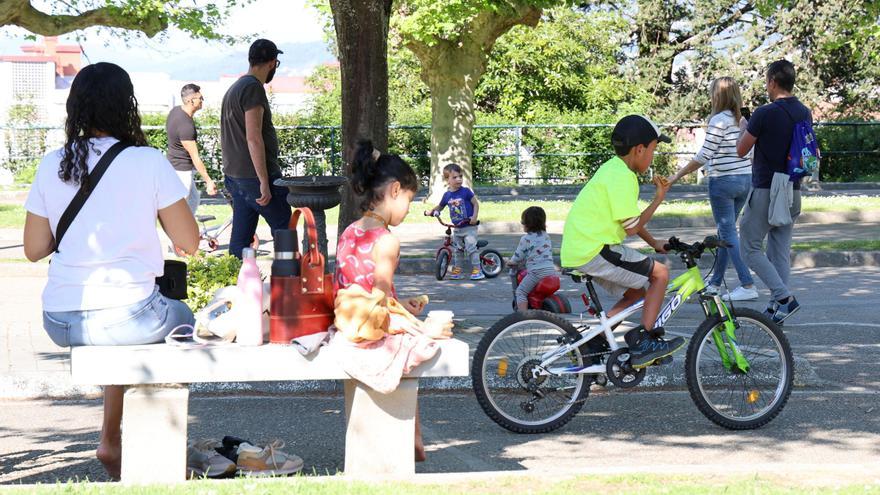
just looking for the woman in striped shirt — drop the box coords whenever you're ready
[668,77,757,301]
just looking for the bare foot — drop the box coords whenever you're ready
[415,442,427,463]
[96,443,121,480]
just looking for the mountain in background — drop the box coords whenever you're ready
[0,37,334,80]
[161,41,334,80]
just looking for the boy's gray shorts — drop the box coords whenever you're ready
[575,244,653,297]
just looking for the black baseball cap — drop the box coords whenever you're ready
[248,39,283,64]
[611,115,672,148]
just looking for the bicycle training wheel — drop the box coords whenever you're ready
[479,249,504,278]
[435,250,450,280]
[472,310,598,433]
[685,307,793,430]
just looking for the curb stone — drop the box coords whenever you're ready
[0,356,821,400]
[394,250,880,275]
[1,250,878,279]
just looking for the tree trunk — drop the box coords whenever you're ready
[405,6,542,203]
[330,0,392,237]
[424,48,483,202]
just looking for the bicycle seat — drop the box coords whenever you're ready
[561,268,591,283]
[196,215,216,222]
[476,240,488,248]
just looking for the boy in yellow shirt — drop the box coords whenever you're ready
[561,115,684,369]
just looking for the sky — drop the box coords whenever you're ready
[0,0,331,79]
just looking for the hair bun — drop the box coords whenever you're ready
[352,140,378,194]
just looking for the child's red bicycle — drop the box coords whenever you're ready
[426,213,505,280]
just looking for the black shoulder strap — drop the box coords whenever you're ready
[773,99,796,123]
[54,141,132,253]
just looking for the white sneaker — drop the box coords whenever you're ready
[704,284,721,295]
[723,286,759,301]
[187,439,237,478]
[236,440,303,477]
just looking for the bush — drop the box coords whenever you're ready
[12,159,38,184]
[186,255,242,312]
[815,122,880,182]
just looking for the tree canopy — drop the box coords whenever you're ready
[0,0,249,41]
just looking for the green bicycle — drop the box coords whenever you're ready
[472,235,794,433]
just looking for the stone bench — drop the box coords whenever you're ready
[70,339,469,483]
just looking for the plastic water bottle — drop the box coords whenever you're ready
[236,247,264,345]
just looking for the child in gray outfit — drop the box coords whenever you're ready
[509,206,557,311]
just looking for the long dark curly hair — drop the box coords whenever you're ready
[60,62,148,190]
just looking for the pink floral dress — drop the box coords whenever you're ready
[330,221,437,393]
[333,222,397,297]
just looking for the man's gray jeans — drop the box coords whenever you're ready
[739,187,801,301]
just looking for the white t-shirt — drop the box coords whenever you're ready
[25,137,187,312]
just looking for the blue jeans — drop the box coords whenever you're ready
[42,286,194,347]
[708,174,754,287]
[224,175,292,259]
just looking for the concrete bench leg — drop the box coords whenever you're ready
[344,378,418,477]
[121,384,189,483]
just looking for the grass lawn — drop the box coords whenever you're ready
[193,195,880,228]
[6,474,880,495]
[791,240,880,251]
[2,196,880,230]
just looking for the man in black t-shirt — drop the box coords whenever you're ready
[166,83,217,213]
[737,60,812,324]
[220,39,291,259]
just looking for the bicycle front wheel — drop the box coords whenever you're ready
[472,310,593,433]
[685,308,793,430]
[435,250,450,280]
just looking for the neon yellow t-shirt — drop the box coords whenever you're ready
[560,156,641,267]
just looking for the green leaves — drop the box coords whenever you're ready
[394,0,566,46]
[185,255,242,312]
[1,0,252,41]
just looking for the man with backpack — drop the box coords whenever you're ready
[737,59,817,325]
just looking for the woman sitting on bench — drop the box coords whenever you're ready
[22,62,200,480]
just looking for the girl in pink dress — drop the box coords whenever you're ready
[333,140,428,460]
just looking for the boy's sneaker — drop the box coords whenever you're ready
[762,300,780,319]
[449,266,464,280]
[704,284,721,295]
[236,440,304,477]
[723,285,759,302]
[630,334,686,369]
[772,297,800,324]
[470,267,486,280]
[186,439,237,479]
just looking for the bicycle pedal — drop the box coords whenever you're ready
[651,356,674,366]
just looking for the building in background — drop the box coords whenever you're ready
[0,36,82,125]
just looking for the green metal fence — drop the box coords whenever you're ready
[2,122,878,184]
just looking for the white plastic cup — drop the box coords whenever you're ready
[425,310,454,326]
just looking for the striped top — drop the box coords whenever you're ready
[693,110,751,177]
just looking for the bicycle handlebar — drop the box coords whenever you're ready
[663,235,731,256]
[424,211,480,228]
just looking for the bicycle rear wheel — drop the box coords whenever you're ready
[472,310,598,433]
[479,249,504,278]
[685,308,793,430]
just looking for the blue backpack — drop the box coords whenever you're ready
[775,101,820,181]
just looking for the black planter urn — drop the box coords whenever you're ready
[274,176,347,263]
